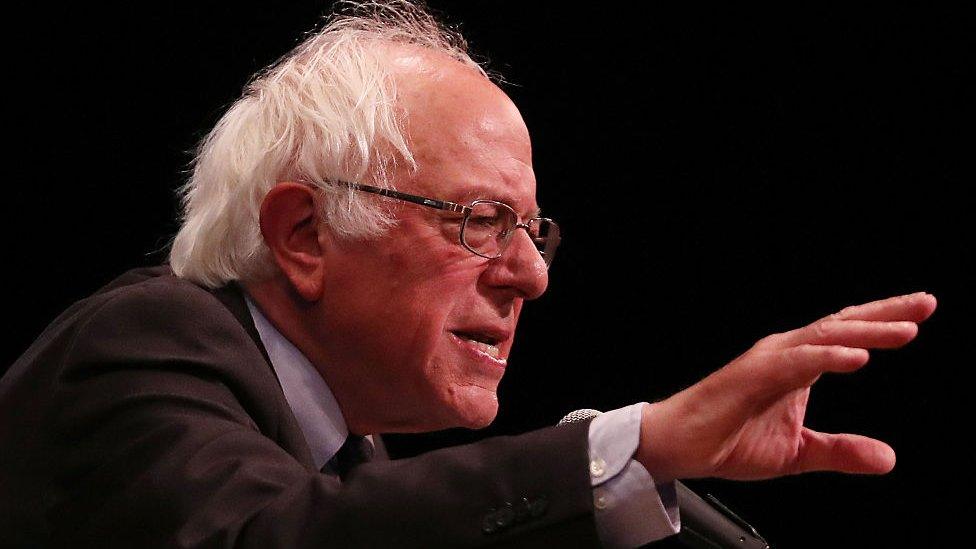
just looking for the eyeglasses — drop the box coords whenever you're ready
[328,181,560,268]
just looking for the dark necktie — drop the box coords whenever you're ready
[324,434,374,479]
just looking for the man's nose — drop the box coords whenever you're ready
[482,228,549,299]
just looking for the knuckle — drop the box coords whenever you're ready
[796,343,818,354]
[785,344,813,364]
[823,345,847,359]
[757,332,783,348]
[797,343,841,365]
[787,344,849,371]
[812,320,832,340]
[824,345,863,366]
[836,305,856,318]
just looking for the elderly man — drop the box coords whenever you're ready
[0,2,936,547]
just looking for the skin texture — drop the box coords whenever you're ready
[247,48,548,435]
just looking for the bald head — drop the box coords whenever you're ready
[383,47,535,215]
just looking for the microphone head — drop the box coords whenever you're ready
[557,408,603,426]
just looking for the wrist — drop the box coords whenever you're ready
[635,401,678,485]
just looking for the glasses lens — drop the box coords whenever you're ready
[462,201,517,258]
[528,218,560,267]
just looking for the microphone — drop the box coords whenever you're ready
[559,409,770,549]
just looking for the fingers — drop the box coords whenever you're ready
[833,292,937,323]
[737,345,869,402]
[774,319,918,350]
[795,429,896,475]
[763,292,936,350]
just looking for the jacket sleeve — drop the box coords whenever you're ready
[25,281,600,548]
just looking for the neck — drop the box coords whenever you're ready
[242,275,389,435]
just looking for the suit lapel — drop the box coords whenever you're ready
[208,278,390,466]
[208,281,320,468]
[210,282,281,388]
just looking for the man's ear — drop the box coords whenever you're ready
[259,182,327,302]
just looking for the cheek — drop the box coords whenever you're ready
[374,272,474,377]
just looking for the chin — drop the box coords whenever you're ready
[444,385,499,430]
[458,405,498,429]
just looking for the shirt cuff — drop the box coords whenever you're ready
[588,403,680,548]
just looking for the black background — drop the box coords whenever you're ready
[6,2,971,547]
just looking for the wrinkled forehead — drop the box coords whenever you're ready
[386,47,538,216]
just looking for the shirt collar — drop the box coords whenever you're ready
[244,295,348,470]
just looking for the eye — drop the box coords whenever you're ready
[471,215,500,227]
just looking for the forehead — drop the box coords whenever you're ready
[389,48,538,215]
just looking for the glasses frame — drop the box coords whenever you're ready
[328,181,560,268]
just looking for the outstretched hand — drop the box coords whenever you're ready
[636,292,937,484]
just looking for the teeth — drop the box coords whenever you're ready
[461,336,501,358]
[473,340,500,358]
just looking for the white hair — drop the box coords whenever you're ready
[169,0,487,287]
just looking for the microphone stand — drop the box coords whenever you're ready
[676,481,769,549]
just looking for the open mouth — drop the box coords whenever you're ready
[451,331,505,363]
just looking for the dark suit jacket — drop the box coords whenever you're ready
[0,267,599,548]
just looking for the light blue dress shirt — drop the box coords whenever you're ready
[245,296,679,547]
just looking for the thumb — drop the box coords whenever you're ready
[795,429,897,474]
